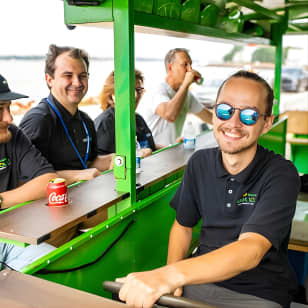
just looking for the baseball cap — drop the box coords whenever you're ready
[0,74,28,101]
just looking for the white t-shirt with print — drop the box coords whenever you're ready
[137,81,203,146]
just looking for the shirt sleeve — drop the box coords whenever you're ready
[241,161,300,249]
[188,92,204,114]
[19,111,52,161]
[95,114,115,155]
[170,152,202,227]
[150,84,171,114]
[15,128,55,183]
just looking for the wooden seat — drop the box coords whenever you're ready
[280,111,308,135]
[280,111,308,174]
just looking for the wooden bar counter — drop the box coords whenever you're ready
[0,131,217,246]
[0,130,306,249]
[0,269,125,308]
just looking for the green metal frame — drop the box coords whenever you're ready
[26,180,183,296]
[134,12,271,45]
[113,0,137,204]
[64,0,283,202]
[258,117,287,157]
[231,0,283,23]
[272,22,285,117]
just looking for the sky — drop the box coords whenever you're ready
[0,0,307,65]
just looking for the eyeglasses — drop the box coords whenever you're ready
[135,87,144,95]
[215,103,267,126]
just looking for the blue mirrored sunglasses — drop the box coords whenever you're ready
[215,103,267,126]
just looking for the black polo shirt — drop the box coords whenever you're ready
[94,107,156,155]
[170,145,300,307]
[19,95,97,170]
[0,125,54,193]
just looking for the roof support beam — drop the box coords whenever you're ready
[231,0,283,22]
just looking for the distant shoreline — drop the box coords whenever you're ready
[0,55,164,62]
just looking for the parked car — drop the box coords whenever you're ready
[281,67,308,92]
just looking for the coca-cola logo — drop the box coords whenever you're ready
[48,192,68,204]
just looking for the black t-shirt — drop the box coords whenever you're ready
[94,107,156,155]
[0,125,54,193]
[19,95,98,170]
[170,145,300,307]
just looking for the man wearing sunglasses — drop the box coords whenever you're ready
[137,48,212,146]
[117,71,300,308]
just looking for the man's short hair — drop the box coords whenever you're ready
[45,44,90,78]
[216,70,274,116]
[164,48,191,71]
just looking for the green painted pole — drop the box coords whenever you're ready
[272,22,284,117]
[113,0,136,203]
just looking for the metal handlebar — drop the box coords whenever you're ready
[102,280,216,308]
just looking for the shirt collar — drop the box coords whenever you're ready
[215,145,265,184]
[48,94,81,122]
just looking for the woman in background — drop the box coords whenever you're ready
[94,70,163,156]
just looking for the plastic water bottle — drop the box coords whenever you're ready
[136,137,142,174]
[183,121,196,150]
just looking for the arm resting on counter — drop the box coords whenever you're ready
[1,172,57,209]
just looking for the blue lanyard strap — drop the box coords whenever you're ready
[46,97,90,169]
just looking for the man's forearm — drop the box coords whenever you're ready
[157,83,190,122]
[56,169,102,185]
[167,220,193,265]
[195,108,213,124]
[1,172,57,209]
[90,154,114,171]
[168,233,271,287]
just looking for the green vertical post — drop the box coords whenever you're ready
[113,0,136,203]
[271,22,285,117]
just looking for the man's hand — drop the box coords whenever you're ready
[76,168,101,180]
[108,153,114,169]
[175,136,184,143]
[140,148,152,158]
[57,168,101,184]
[117,267,178,308]
[91,153,114,171]
[182,70,201,88]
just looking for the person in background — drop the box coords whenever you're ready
[137,48,212,146]
[94,70,164,157]
[19,44,113,183]
[19,44,114,246]
[117,71,300,308]
[0,74,56,271]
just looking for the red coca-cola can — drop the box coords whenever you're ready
[47,178,68,206]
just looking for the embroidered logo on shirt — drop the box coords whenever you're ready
[0,158,10,171]
[236,192,257,206]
